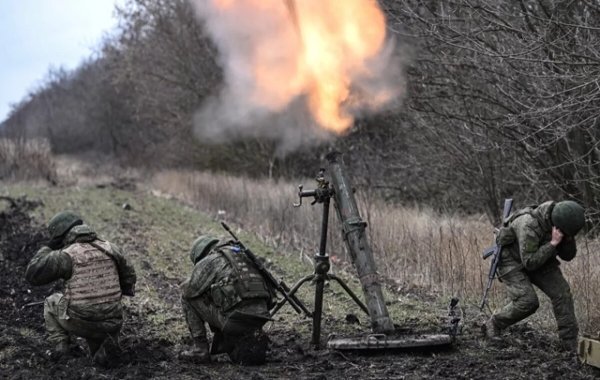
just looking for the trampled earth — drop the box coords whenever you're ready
[1,190,598,380]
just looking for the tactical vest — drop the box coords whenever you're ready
[500,203,556,265]
[209,245,272,312]
[63,241,121,306]
[504,204,541,226]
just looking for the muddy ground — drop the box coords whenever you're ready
[1,195,599,380]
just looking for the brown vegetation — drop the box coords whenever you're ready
[0,138,57,183]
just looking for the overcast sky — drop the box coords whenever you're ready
[0,0,125,123]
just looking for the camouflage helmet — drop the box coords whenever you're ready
[47,211,83,240]
[551,201,585,236]
[190,235,219,264]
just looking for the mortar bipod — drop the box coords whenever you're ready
[280,168,369,349]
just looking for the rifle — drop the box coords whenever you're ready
[220,222,312,318]
[21,300,45,309]
[480,198,513,311]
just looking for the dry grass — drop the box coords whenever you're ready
[0,138,57,183]
[152,169,600,335]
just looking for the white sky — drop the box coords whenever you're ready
[0,0,126,123]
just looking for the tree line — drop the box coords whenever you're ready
[1,0,599,226]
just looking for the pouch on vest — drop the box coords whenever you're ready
[219,248,272,302]
[210,282,243,312]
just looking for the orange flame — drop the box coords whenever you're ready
[202,0,394,134]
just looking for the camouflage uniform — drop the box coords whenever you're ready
[491,201,578,348]
[181,240,275,364]
[25,224,136,364]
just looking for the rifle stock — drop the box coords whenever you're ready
[480,198,513,311]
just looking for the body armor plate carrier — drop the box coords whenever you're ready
[63,241,121,306]
[210,245,271,312]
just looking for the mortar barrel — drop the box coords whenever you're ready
[325,151,394,333]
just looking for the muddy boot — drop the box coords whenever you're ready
[50,340,70,361]
[93,335,121,368]
[484,317,502,339]
[180,337,210,363]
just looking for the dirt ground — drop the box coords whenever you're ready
[1,194,599,380]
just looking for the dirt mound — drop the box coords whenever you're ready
[0,196,56,329]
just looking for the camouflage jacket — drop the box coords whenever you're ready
[498,201,577,276]
[25,225,137,322]
[181,244,274,312]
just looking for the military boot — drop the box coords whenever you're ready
[93,335,121,368]
[484,317,502,339]
[180,337,210,363]
[50,340,70,361]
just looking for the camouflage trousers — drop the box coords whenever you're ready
[44,293,121,355]
[493,265,578,343]
[182,296,269,336]
[181,296,270,351]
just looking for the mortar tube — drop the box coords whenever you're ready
[326,151,395,333]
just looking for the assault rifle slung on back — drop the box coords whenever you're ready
[480,198,513,311]
[220,222,312,318]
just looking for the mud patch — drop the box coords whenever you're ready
[0,196,56,332]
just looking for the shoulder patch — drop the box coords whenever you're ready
[524,238,539,253]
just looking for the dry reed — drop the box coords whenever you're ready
[152,169,600,335]
[0,138,57,183]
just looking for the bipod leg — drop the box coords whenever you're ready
[270,274,314,318]
[329,274,369,316]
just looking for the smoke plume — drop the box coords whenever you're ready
[191,0,405,152]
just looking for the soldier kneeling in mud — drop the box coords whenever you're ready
[25,211,137,366]
[485,200,585,353]
[181,235,275,365]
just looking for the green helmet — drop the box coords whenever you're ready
[190,235,219,264]
[47,211,83,240]
[551,201,585,236]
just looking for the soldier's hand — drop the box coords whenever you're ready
[550,227,564,247]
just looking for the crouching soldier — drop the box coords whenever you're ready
[25,211,136,366]
[181,235,275,365]
[485,200,585,353]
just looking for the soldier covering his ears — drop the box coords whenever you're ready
[485,200,585,353]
